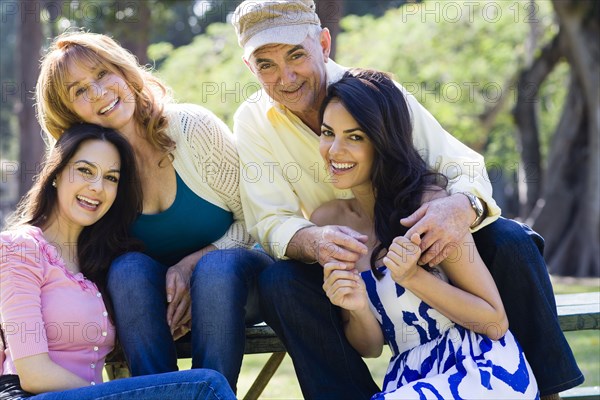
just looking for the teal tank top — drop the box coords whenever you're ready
[131,172,233,266]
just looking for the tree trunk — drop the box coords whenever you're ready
[512,34,562,219]
[110,0,151,65]
[43,0,63,38]
[530,0,599,277]
[17,1,45,197]
[316,0,344,60]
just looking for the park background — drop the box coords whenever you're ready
[0,0,598,398]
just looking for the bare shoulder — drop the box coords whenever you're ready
[310,199,353,227]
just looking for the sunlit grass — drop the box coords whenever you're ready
[565,331,600,387]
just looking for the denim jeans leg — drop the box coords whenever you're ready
[29,369,236,400]
[107,252,178,376]
[190,248,273,392]
[473,217,583,395]
[259,260,380,400]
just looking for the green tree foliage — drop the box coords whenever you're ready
[336,0,565,170]
[37,1,207,61]
[342,0,413,17]
[155,22,259,125]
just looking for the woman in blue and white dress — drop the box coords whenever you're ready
[311,68,539,399]
[361,265,536,399]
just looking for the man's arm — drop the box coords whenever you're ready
[234,107,315,258]
[234,107,367,264]
[286,225,368,265]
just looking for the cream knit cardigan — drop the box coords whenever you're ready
[165,103,254,249]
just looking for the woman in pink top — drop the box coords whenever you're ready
[0,123,235,399]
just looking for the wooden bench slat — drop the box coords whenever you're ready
[559,313,600,331]
[556,292,600,307]
[244,325,286,354]
[244,325,279,338]
[171,325,284,358]
[556,293,600,331]
[560,304,600,315]
[245,337,286,354]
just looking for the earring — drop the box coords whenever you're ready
[52,179,57,188]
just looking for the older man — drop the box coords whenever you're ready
[232,1,582,399]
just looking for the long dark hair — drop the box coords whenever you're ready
[321,69,447,276]
[7,123,143,319]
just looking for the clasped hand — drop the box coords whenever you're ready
[323,232,422,311]
[317,225,369,311]
[383,233,422,284]
[322,262,368,311]
[166,262,193,340]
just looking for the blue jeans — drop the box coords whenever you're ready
[258,217,583,399]
[258,261,380,399]
[107,248,273,392]
[26,370,235,399]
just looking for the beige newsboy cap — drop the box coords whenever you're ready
[232,0,321,59]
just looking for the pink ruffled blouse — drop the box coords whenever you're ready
[0,225,116,385]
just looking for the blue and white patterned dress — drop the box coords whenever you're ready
[361,266,539,400]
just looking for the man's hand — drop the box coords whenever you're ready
[165,262,193,338]
[317,225,369,265]
[287,225,368,266]
[400,193,474,266]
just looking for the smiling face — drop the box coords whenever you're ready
[53,139,121,230]
[320,100,375,192]
[65,61,137,136]
[247,30,330,122]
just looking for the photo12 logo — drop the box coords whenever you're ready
[400,1,540,24]
[1,1,140,24]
